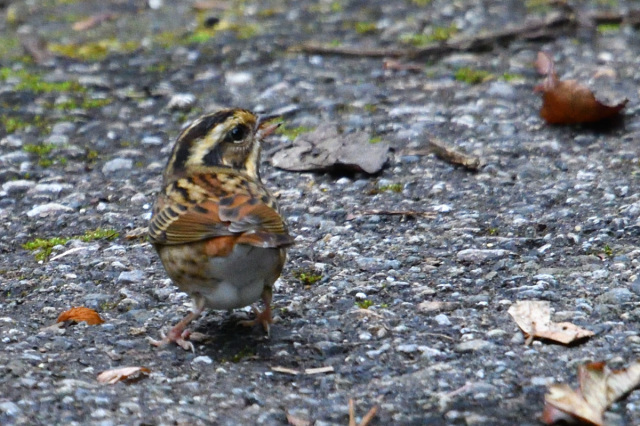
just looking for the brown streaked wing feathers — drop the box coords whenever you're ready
[149,176,293,248]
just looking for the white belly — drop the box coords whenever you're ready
[157,243,282,310]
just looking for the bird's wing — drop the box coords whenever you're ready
[148,173,293,249]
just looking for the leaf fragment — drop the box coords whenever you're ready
[508,301,593,345]
[57,307,105,325]
[97,366,150,384]
[542,360,640,425]
[533,51,627,124]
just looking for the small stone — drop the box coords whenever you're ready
[487,81,516,99]
[141,136,163,146]
[631,276,640,296]
[33,183,71,195]
[434,314,452,326]
[457,249,510,264]
[102,158,133,174]
[167,93,196,111]
[0,401,21,416]
[225,71,253,86]
[193,356,213,364]
[117,270,145,284]
[44,134,69,146]
[420,346,444,359]
[26,203,73,217]
[597,288,634,305]
[397,344,418,353]
[418,301,456,313]
[51,122,76,135]
[130,193,147,204]
[1,135,23,147]
[2,180,35,194]
[454,339,494,353]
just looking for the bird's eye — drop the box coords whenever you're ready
[227,124,248,143]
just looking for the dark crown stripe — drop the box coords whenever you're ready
[170,109,236,172]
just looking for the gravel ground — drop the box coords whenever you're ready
[3,0,640,425]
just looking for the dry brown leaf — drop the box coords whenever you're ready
[97,366,150,384]
[542,360,640,425]
[542,383,603,425]
[507,301,593,345]
[57,307,105,325]
[72,13,116,31]
[534,51,627,124]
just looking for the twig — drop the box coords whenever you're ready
[360,405,379,426]
[49,246,92,261]
[293,12,574,59]
[346,210,437,220]
[423,332,455,341]
[349,399,379,426]
[349,399,356,426]
[290,43,404,58]
[271,365,335,375]
[427,138,482,171]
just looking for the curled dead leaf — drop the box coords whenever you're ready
[542,360,640,425]
[534,51,627,124]
[97,366,150,384]
[508,301,593,345]
[57,306,105,325]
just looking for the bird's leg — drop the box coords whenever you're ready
[149,298,205,351]
[239,287,274,336]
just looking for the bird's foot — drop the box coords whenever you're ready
[239,305,275,336]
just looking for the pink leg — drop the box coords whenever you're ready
[149,299,205,351]
[239,288,273,336]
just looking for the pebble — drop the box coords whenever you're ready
[434,314,452,326]
[366,343,390,358]
[356,257,401,271]
[193,356,213,365]
[117,270,145,284]
[44,134,69,146]
[0,401,21,416]
[102,158,133,174]
[141,136,163,146]
[26,203,73,217]
[33,183,71,195]
[397,344,418,353]
[456,249,509,264]
[630,276,640,295]
[2,180,35,194]
[454,339,494,353]
[487,81,516,99]
[167,93,196,111]
[597,288,634,305]
[51,122,76,135]
[225,71,253,86]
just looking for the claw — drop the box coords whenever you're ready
[239,304,273,336]
[149,302,204,352]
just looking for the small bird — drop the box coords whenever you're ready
[148,108,294,350]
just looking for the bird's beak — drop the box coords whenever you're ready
[256,117,282,139]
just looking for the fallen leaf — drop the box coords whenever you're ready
[542,360,640,425]
[97,366,150,384]
[534,51,627,124]
[508,301,593,345]
[271,124,389,174]
[72,13,116,31]
[57,307,105,325]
